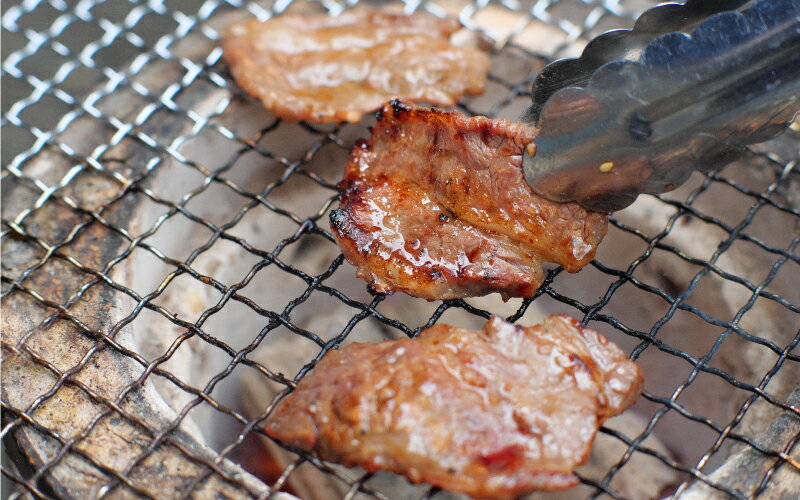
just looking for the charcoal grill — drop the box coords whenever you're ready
[2,0,799,499]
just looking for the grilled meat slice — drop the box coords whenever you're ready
[222,10,489,122]
[331,101,608,300]
[265,315,644,499]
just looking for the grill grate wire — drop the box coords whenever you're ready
[2,0,799,499]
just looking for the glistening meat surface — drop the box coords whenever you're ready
[221,10,489,122]
[265,315,644,499]
[330,101,608,300]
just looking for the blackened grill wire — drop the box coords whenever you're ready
[1,0,798,499]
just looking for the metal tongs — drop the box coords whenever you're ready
[521,0,800,212]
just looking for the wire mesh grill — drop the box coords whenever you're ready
[2,0,799,499]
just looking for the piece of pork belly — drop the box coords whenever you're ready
[222,10,489,122]
[330,101,608,300]
[265,314,643,499]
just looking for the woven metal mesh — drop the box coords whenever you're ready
[2,0,799,499]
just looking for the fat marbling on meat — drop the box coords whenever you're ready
[330,101,609,300]
[264,314,644,499]
[222,10,489,122]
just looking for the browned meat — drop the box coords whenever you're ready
[330,101,608,300]
[221,10,490,122]
[265,315,643,499]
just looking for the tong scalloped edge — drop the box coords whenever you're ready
[523,0,752,124]
[522,0,800,212]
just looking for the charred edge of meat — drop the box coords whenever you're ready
[335,177,366,198]
[389,99,411,118]
[378,99,450,124]
[329,209,349,236]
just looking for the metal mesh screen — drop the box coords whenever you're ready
[2,0,799,499]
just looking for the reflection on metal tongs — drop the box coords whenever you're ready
[521,0,800,213]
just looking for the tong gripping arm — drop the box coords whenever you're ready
[522,0,800,212]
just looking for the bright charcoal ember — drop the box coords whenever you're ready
[265,315,643,499]
[222,10,490,122]
[330,101,608,300]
